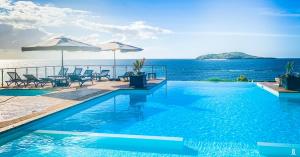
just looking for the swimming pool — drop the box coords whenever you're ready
[0,89,52,96]
[0,81,300,156]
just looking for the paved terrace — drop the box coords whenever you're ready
[0,79,165,132]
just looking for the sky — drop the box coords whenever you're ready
[1,0,300,59]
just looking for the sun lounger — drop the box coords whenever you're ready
[69,70,94,87]
[81,69,94,78]
[95,70,110,81]
[48,68,69,78]
[118,71,134,81]
[67,67,83,77]
[23,74,51,87]
[45,68,69,87]
[6,72,26,87]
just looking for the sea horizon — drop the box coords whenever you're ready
[0,58,299,81]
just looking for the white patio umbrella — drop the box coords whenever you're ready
[99,41,143,79]
[22,36,101,76]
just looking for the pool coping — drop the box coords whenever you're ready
[0,80,166,133]
[256,82,280,97]
[257,142,300,156]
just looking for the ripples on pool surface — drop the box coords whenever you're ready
[0,81,300,157]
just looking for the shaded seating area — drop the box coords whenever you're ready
[2,64,163,89]
[20,36,102,88]
[11,37,162,90]
[4,68,71,88]
[4,68,97,88]
[5,72,53,88]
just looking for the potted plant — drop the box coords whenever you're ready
[130,58,147,88]
[236,75,248,82]
[281,61,300,90]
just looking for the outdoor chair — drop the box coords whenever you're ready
[48,68,69,78]
[67,67,83,77]
[69,70,94,87]
[118,71,134,81]
[82,69,94,78]
[6,72,26,87]
[23,74,51,87]
[95,70,110,81]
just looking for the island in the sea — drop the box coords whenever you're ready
[196,52,274,60]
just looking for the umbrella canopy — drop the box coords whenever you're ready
[22,36,101,52]
[22,36,101,76]
[99,42,143,79]
[99,42,143,52]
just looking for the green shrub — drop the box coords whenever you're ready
[207,78,232,82]
[237,75,248,82]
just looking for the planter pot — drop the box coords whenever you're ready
[281,75,300,90]
[275,77,281,86]
[130,75,147,88]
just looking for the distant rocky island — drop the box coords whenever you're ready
[196,52,274,60]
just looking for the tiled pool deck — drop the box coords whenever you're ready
[0,79,165,132]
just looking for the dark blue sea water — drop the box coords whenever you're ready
[145,59,300,81]
[0,59,300,81]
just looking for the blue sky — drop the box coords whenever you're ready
[1,0,300,59]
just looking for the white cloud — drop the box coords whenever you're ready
[0,23,47,49]
[0,0,88,29]
[0,0,171,51]
[74,34,104,46]
[75,20,172,40]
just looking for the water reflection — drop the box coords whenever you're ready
[279,97,300,111]
[129,94,146,120]
[111,94,147,121]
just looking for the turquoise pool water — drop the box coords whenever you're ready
[0,89,52,96]
[0,81,300,156]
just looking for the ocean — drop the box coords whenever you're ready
[0,59,299,81]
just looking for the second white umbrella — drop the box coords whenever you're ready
[99,42,143,79]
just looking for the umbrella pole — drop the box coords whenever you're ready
[113,50,116,80]
[61,49,64,76]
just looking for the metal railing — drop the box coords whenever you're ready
[0,65,167,87]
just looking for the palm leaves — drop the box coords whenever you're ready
[286,61,295,75]
[133,58,145,74]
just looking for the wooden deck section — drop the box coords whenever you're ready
[0,79,166,133]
